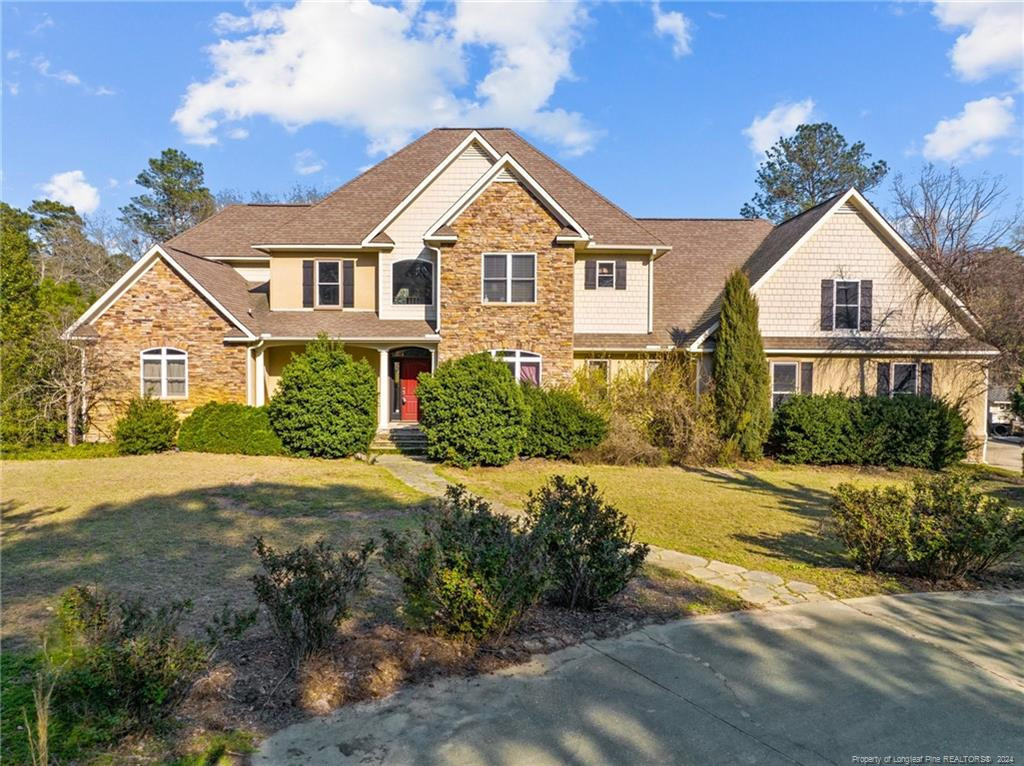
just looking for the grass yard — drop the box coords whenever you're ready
[1,452,428,647]
[438,461,1024,598]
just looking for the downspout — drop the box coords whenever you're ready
[648,248,655,334]
[428,245,442,334]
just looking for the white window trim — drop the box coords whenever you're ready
[833,279,862,331]
[315,259,342,308]
[481,252,537,305]
[596,260,617,289]
[770,361,798,409]
[391,258,434,307]
[140,347,188,400]
[489,349,542,384]
[889,362,920,396]
[586,358,610,383]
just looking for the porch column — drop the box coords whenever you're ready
[254,346,265,406]
[377,348,389,431]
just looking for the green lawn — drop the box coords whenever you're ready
[438,461,1024,598]
[1,452,428,646]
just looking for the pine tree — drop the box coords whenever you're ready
[1,203,41,443]
[119,148,216,244]
[712,270,772,459]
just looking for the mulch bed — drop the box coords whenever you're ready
[178,571,742,746]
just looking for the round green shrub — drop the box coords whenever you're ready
[417,353,528,467]
[521,386,607,459]
[767,393,860,465]
[267,337,377,458]
[113,398,179,455]
[178,402,284,456]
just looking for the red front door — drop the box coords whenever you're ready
[399,359,431,421]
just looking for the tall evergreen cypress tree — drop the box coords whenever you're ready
[712,270,771,459]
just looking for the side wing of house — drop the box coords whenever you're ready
[749,191,996,453]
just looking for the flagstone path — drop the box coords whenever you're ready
[375,453,835,608]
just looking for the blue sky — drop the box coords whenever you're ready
[2,1,1021,224]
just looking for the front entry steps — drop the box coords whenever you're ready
[371,424,428,455]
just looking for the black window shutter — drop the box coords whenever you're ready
[584,260,596,290]
[920,363,933,397]
[615,260,627,290]
[800,362,813,395]
[876,363,890,397]
[820,279,834,330]
[342,261,355,308]
[859,280,873,331]
[302,260,314,308]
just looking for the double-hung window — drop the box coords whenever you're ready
[597,261,616,288]
[771,362,798,409]
[482,253,536,303]
[141,347,187,399]
[834,280,860,330]
[317,260,341,307]
[892,363,918,395]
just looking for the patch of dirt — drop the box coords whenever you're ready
[177,572,741,743]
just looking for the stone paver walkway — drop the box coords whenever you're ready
[376,453,834,608]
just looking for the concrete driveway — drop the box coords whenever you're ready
[255,591,1024,765]
[988,437,1023,473]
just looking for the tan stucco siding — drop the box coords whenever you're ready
[573,255,650,334]
[381,141,494,322]
[268,252,377,311]
[756,203,968,339]
[264,343,378,400]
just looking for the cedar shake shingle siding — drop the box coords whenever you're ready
[438,181,575,384]
[88,259,247,437]
[756,203,970,340]
[574,255,650,334]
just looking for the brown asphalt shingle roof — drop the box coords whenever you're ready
[267,128,665,248]
[639,218,775,345]
[164,204,309,259]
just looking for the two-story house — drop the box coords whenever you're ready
[66,128,997,455]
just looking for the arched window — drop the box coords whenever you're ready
[140,348,188,398]
[392,260,433,305]
[490,349,541,385]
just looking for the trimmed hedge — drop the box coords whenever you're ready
[521,386,607,460]
[769,393,969,470]
[417,353,528,467]
[267,337,377,458]
[178,402,284,456]
[114,398,179,455]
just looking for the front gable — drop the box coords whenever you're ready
[756,200,972,340]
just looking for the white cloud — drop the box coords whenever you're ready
[6,49,21,60]
[33,56,80,86]
[227,127,249,140]
[173,0,595,156]
[922,95,1016,162]
[107,178,119,189]
[652,2,693,57]
[294,149,324,175]
[933,2,1024,82]
[7,82,19,96]
[743,99,815,155]
[39,170,100,214]
[32,15,54,34]
[93,85,116,96]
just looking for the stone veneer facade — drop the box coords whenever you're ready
[87,258,247,437]
[438,181,575,385]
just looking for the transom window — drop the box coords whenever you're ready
[834,281,861,330]
[771,362,798,409]
[141,347,187,399]
[392,259,433,305]
[483,253,536,304]
[490,349,541,385]
[317,260,341,307]
[892,363,918,395]
[597,261,616,288]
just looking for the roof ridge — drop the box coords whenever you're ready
[638,217,770,222]
[244,202,312,208]
[484,128,666,248]
[772,189,849,228]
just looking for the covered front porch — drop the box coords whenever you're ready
[247,341,437,431]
